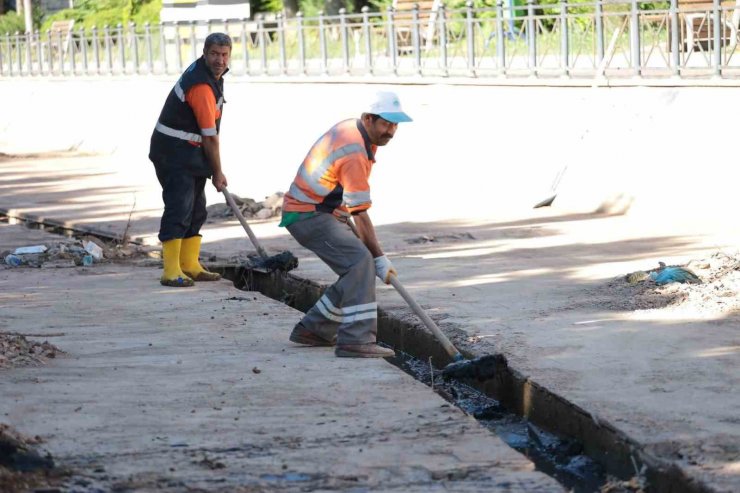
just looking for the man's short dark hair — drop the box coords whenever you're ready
[204,33,232,52]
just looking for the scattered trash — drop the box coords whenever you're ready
[41,259,77,269]
[649,266,701,285]
[593,252,740,313]
[206,192,284,222]
[406,232,476,244]
[13,245,47,255]
[83,240,104,260]
[3,241,98,268]
[2,237,152,269]
[624,262,700,286]
[252,367,261,374]
[624,271,649,284]
[4,254,23,267]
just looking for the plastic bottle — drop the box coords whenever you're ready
[4,254,23,267]
[83,241,104,260]
[82,255,94,266]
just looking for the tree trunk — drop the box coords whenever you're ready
[283,0,298,17]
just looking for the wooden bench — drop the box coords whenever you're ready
[392,0,440,53]
[678,0,739,50]
[49,19,75,55]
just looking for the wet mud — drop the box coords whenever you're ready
[391,353,608,493]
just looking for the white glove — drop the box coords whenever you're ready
[374,255,397,284]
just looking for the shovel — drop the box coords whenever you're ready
[344,217,501,379]
[222,187,298,272]
[388,269,503,380]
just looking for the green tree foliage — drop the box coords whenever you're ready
[0,4,43,34]
[0,10,24,34]
[41,0,161,32]
[251,0,285,15]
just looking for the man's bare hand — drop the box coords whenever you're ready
[212,172,228,192]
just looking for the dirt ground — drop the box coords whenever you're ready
[0,423,64,493]
[0,333,62,370]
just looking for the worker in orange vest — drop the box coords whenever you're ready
[280,91,413,358]
[149,33,231,287]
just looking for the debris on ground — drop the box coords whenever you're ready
[11,245,47,255]
[592,252,740,313]
[1,236,156,269]
[406,232,476,244]
[0,334,64,369]
[649,265,701,285]
[216,251,298,273]
[599,475,646,492]
[625,261,701,286]
[440,354,507,381]
[0,423,64,493]
[206,192,284,222]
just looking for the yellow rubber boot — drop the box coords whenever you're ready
[160,239,194,287]
[181,235,221,282]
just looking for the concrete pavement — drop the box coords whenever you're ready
[0,222,562,492]
[1,79,739,491]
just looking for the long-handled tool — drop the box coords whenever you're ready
[534,25,624,209]
[343,217,502,379]
[341,218,463,361]
[389,272,505,380]
[222,187,298,272]
[388,275,464,363]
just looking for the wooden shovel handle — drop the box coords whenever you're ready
[222,187,269,259]
[344,217,463,361]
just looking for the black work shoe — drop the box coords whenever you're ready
[289,323,336,347]
[335,344,395,358]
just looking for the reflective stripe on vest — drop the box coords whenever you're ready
[174,82,186,102]
[299,143,365,197]
[288,181,319,204]
[155,122,203,143]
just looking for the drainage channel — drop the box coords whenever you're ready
[224,266,608,492]
[391,351,606,492]
[224,265,714,493]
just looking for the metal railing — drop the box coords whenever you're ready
[2,0,740,79]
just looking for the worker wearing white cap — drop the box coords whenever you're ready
[280,91,413,358]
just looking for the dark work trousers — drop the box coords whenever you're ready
[154,164,208,242]
[287,213,377,345]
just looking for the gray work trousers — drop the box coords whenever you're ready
[287,213,377,345]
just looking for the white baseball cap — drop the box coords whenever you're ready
[366,91,413,123]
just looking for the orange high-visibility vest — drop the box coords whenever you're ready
[283,119,377,215]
